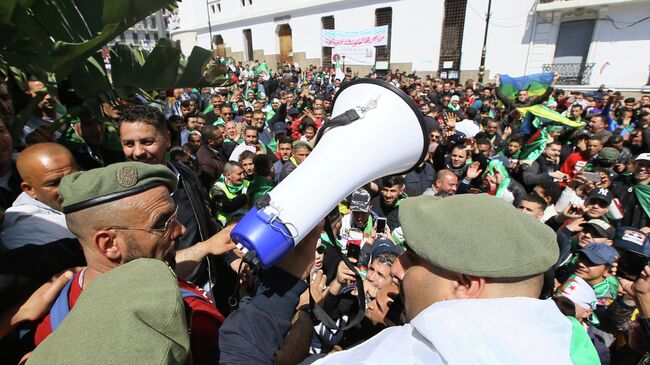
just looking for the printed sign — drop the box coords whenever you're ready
[321,26,388,47]
[332,45,376,66]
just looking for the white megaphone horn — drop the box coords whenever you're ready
[231,78,428,267]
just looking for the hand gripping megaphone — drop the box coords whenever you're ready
[231,78,428,267]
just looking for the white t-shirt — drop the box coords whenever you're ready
[455,119,480,137]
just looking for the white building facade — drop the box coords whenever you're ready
[113,10,172,51]
[171,0,650,91]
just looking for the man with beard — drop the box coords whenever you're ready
[118,106,239,315]
[371,176,407,237]
[273,136,293,183]
[30,162,235,365]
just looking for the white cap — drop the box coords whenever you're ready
[559,276,597,310]
[636,153,650,162]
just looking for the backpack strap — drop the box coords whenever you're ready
[180,288,209,302]
[49,275,75,331]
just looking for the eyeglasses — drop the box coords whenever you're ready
[316,246,325,255]
[106,206,179,237]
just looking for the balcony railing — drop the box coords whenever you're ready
[542,63,595,85]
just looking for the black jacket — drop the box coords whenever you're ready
[521,155,560,190]
[611,176,650,228]
[169,161,237,316]
[370,196,402,231]
[0,164,21,211]
[404,161,435,197]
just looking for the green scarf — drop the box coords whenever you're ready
[634,183,650,219]
[267,137,278,155]
[484,160,511,198]
[218,175,245,194]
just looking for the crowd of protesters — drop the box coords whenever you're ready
[0,57,649,364]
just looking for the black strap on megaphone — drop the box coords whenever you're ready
[307,108,367,330]
[313,109,360,146]
[309,215,366,331]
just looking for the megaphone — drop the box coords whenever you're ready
[231,78,428,267]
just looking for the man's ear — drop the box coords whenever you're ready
[452,274,485,299]
[20,181,36,198]
[94,229,122,261]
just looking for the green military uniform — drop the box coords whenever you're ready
[27,259,190,365]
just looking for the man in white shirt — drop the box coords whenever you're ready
[1,143,78,250]
[455,107,481,138]
[314,194,598,364]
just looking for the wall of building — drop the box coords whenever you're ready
[460,0,537,81]
[171,0,650,90]
[587,2,650,89]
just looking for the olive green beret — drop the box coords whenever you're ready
[60,161,178,214]
[27,259,189,365]
[292,140,313,151]
[399,194,558,278]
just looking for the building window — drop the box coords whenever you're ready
[119,33,126,42]
[545,19,596,85]
[241,0,245,6]
[150,16,157,30]
[209,0,221,13]
[321,16,335,68]
[243,29,254,61]
[145,33,151,41]
[438,0,467,81]
[133,32,139,43]
[375,8,392,62]
[154,33,159,41]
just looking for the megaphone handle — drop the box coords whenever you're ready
[309,216,366,331]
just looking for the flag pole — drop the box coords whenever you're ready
[478,0,492,83]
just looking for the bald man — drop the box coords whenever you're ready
[1,143,78,250]
[423,169,458,197]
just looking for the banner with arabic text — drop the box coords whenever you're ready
[321,26,388,47]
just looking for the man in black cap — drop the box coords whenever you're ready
[583,187,614,220]
[340,188,376,242]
